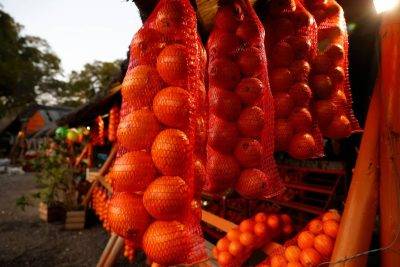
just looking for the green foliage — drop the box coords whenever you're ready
[17,141,81,211]
[0,9,62,115]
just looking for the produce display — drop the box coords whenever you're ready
[205,0,284,199]
[91,115,105,146]
[106,0,206,264]
[257,210,341,267]
[304,0,360,139]
[92,186,110,231]
[264,0,324,160]
[213,212,294,266]
[107,105,119,142]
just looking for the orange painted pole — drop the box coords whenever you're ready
[329,88,380,267]
[379,9,400,267]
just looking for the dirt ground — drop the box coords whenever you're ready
[0,172,132,267]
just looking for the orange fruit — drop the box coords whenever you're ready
[331,90,347,113]
[235,78,264,106]
[273,17,295,40]
[238,47,264,77]
[323,220,339,238]
[285,245,301,262]
[239,231,256,246]
[312,74,334,99]
[267,214,281,235]
[289,108,313,133]
[275,119,294,151]
[130,28,166,65]
[289,82,312,107]
[143,176,189,220]
[255,212,268,223]
[214,5,243,32]
[288,133,316,159]
[107,193,150,241]
[290,36,311,60]
[322,210,341,222]
[287,262,302,267]
[151,129,190,176]
[325,44,344,63]
[212,247,219,258]
[274,93,295,119]
[270,68,293,92]
[280,214,292,225]
[109,151,156,192]
[194,159,206,195]
[254,222,269,238]
[308,219,324,235]
[206,150,240,192]
[329,66,345,85]
[299,248,322,267]
[218,251,234,266]
[209,87,242,122]
[208,115,239,153]
[229,240,245,256]
[324,115,352,139]
[117,108,161,151]
[239,219,255,232]
[293,9,312,28]
[238,106,265,138]
[153,86,189,128]
[290,60,311,82]
[271,254,288,267]
[235,169,268,198]
[121,65,163,108]
[312,54,332,74]
[157,44,189,86]
[209,58,241,90]
[269,0,296,16]
[227,228,241,241]
[314,100,337,127]
[297,231,315,250]
[234,138,262,168]
[154,1,185,35]
[216,237,230,252]
[272,41,294,67]
[314,234,334,256]
[283,224,294,236]
[142,221,190,265]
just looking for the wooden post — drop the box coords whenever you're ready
[329,88,380,266]
[97,233,118,267]
[379,10,400,267]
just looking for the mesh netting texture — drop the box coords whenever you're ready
[264,0,324,160]
[106,0,207,265]
[304,0,360,139]
[205,0,284,199]
[107,105,119,143]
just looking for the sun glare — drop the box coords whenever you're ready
[373,0,400,13]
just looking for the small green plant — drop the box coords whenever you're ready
[17,141,82,211]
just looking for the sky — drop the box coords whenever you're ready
[1,0,142,76]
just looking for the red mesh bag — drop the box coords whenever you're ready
[304,0,360,139]
[257,209,341,267]
[107,105,119,143]
[92,186,110,231]
[264,0,324,160]
[90,115,105,146]
[205,0,284,199]
[213,212,294,266]
[107,0,207,264]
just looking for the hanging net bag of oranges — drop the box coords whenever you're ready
[304,0,360,139]
[106,0,207,265]
[263,0,324,160]
[205,0,284,199]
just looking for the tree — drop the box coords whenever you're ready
[60,60,122,107]
[0,9,63,116]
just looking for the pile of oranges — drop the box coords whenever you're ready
[214,212,294,266]
[106,0,206,265]
[92,186,109,231]
[265,0,322,160]
[259,209,341,267]
[305,0,359,138]
[206,0,282,199]
[107,105,120,143]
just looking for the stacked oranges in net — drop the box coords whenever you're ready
[106,0,206,265]
[265,0,324,160]
[258,209,341,267]
[205,0,283,199]
[107,105,119,143]
[214,212,294,266]
[304,0,360,139]
[92,186,110,230]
